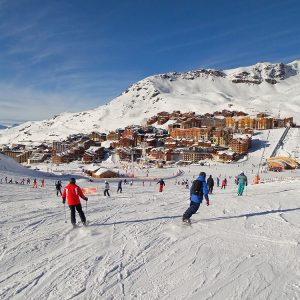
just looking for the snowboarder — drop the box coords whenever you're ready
[55,180,62,196]
[117,179,122,193]
[62,178,88,227]
[206,175,214,194]
[104,181,110,196]
[182,172,209,224]
[237,171,248,196]
[157,178,165,192]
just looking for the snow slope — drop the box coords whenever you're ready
[0,153,86,180]
[0,130,300,299]
[0,60,299,145]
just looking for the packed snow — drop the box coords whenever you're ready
[0,129,300,299]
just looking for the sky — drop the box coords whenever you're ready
[0,0,299,124]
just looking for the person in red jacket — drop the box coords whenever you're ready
[62,178,88,227]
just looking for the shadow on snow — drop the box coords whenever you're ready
[90,215,182,226]
[201,207,300,222]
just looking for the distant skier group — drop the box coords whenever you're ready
[0,176,45,187]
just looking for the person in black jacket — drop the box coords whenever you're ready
[206,175,214,194]
[55,180,62,196]
[117,179,123,193]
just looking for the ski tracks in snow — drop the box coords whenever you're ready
[1,174,300,299]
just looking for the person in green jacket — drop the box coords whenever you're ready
[237,171,248,196]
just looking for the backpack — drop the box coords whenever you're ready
[190,180,203,196]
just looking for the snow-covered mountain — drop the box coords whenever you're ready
[0,60,299,145]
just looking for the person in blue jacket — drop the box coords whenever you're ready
[182,172,209,224]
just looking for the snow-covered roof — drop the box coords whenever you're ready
[217,150,235,155]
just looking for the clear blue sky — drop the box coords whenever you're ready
[0,0,299,123]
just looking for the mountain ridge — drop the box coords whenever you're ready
[0,60,299,145]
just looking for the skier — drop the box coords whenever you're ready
[206,175,214,194]
[20,178,25,185]
[130,180,133,186]
[40,179,45,187]
[33,179,37,188]
[234,176,238,185]
[27,178,30,184]
[185,180,189,189]
[5,177,7,184]
[237,171,248,196]
[221,179,226,189]
[216,177,220,187]
[62,178,88,227]
[157,178,165,192]
[104,181,110,197]
[117,179,122,193]
[182,172,209,224]
[55,180,62,196]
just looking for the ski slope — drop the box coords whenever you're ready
[0,130,300,299]
[0,169,300,299]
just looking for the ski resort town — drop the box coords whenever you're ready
[0,110,297,178]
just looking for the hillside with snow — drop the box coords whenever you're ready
[1,128,300,299]
[0,60,299,145]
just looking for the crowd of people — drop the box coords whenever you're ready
[0,177,46,187]
[1,169,248,227]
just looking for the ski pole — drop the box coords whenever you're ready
[85,201,87,214]
[64,203,67,223]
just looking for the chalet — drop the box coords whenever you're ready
[89,131,107,142]
[119,138,135,148]
[182,149,213,162]
[165,149,182,162]
[28,152,50,164]
[52,152,72,164]
[164,137,178,149]
[215,150,236,162]
[149,148,165,160]
[107,131,122,141]
[82,146,105,163]
[212,129,225,146]
[170,127,212,141]
[230,137,250,154]
[92,168,120,178]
